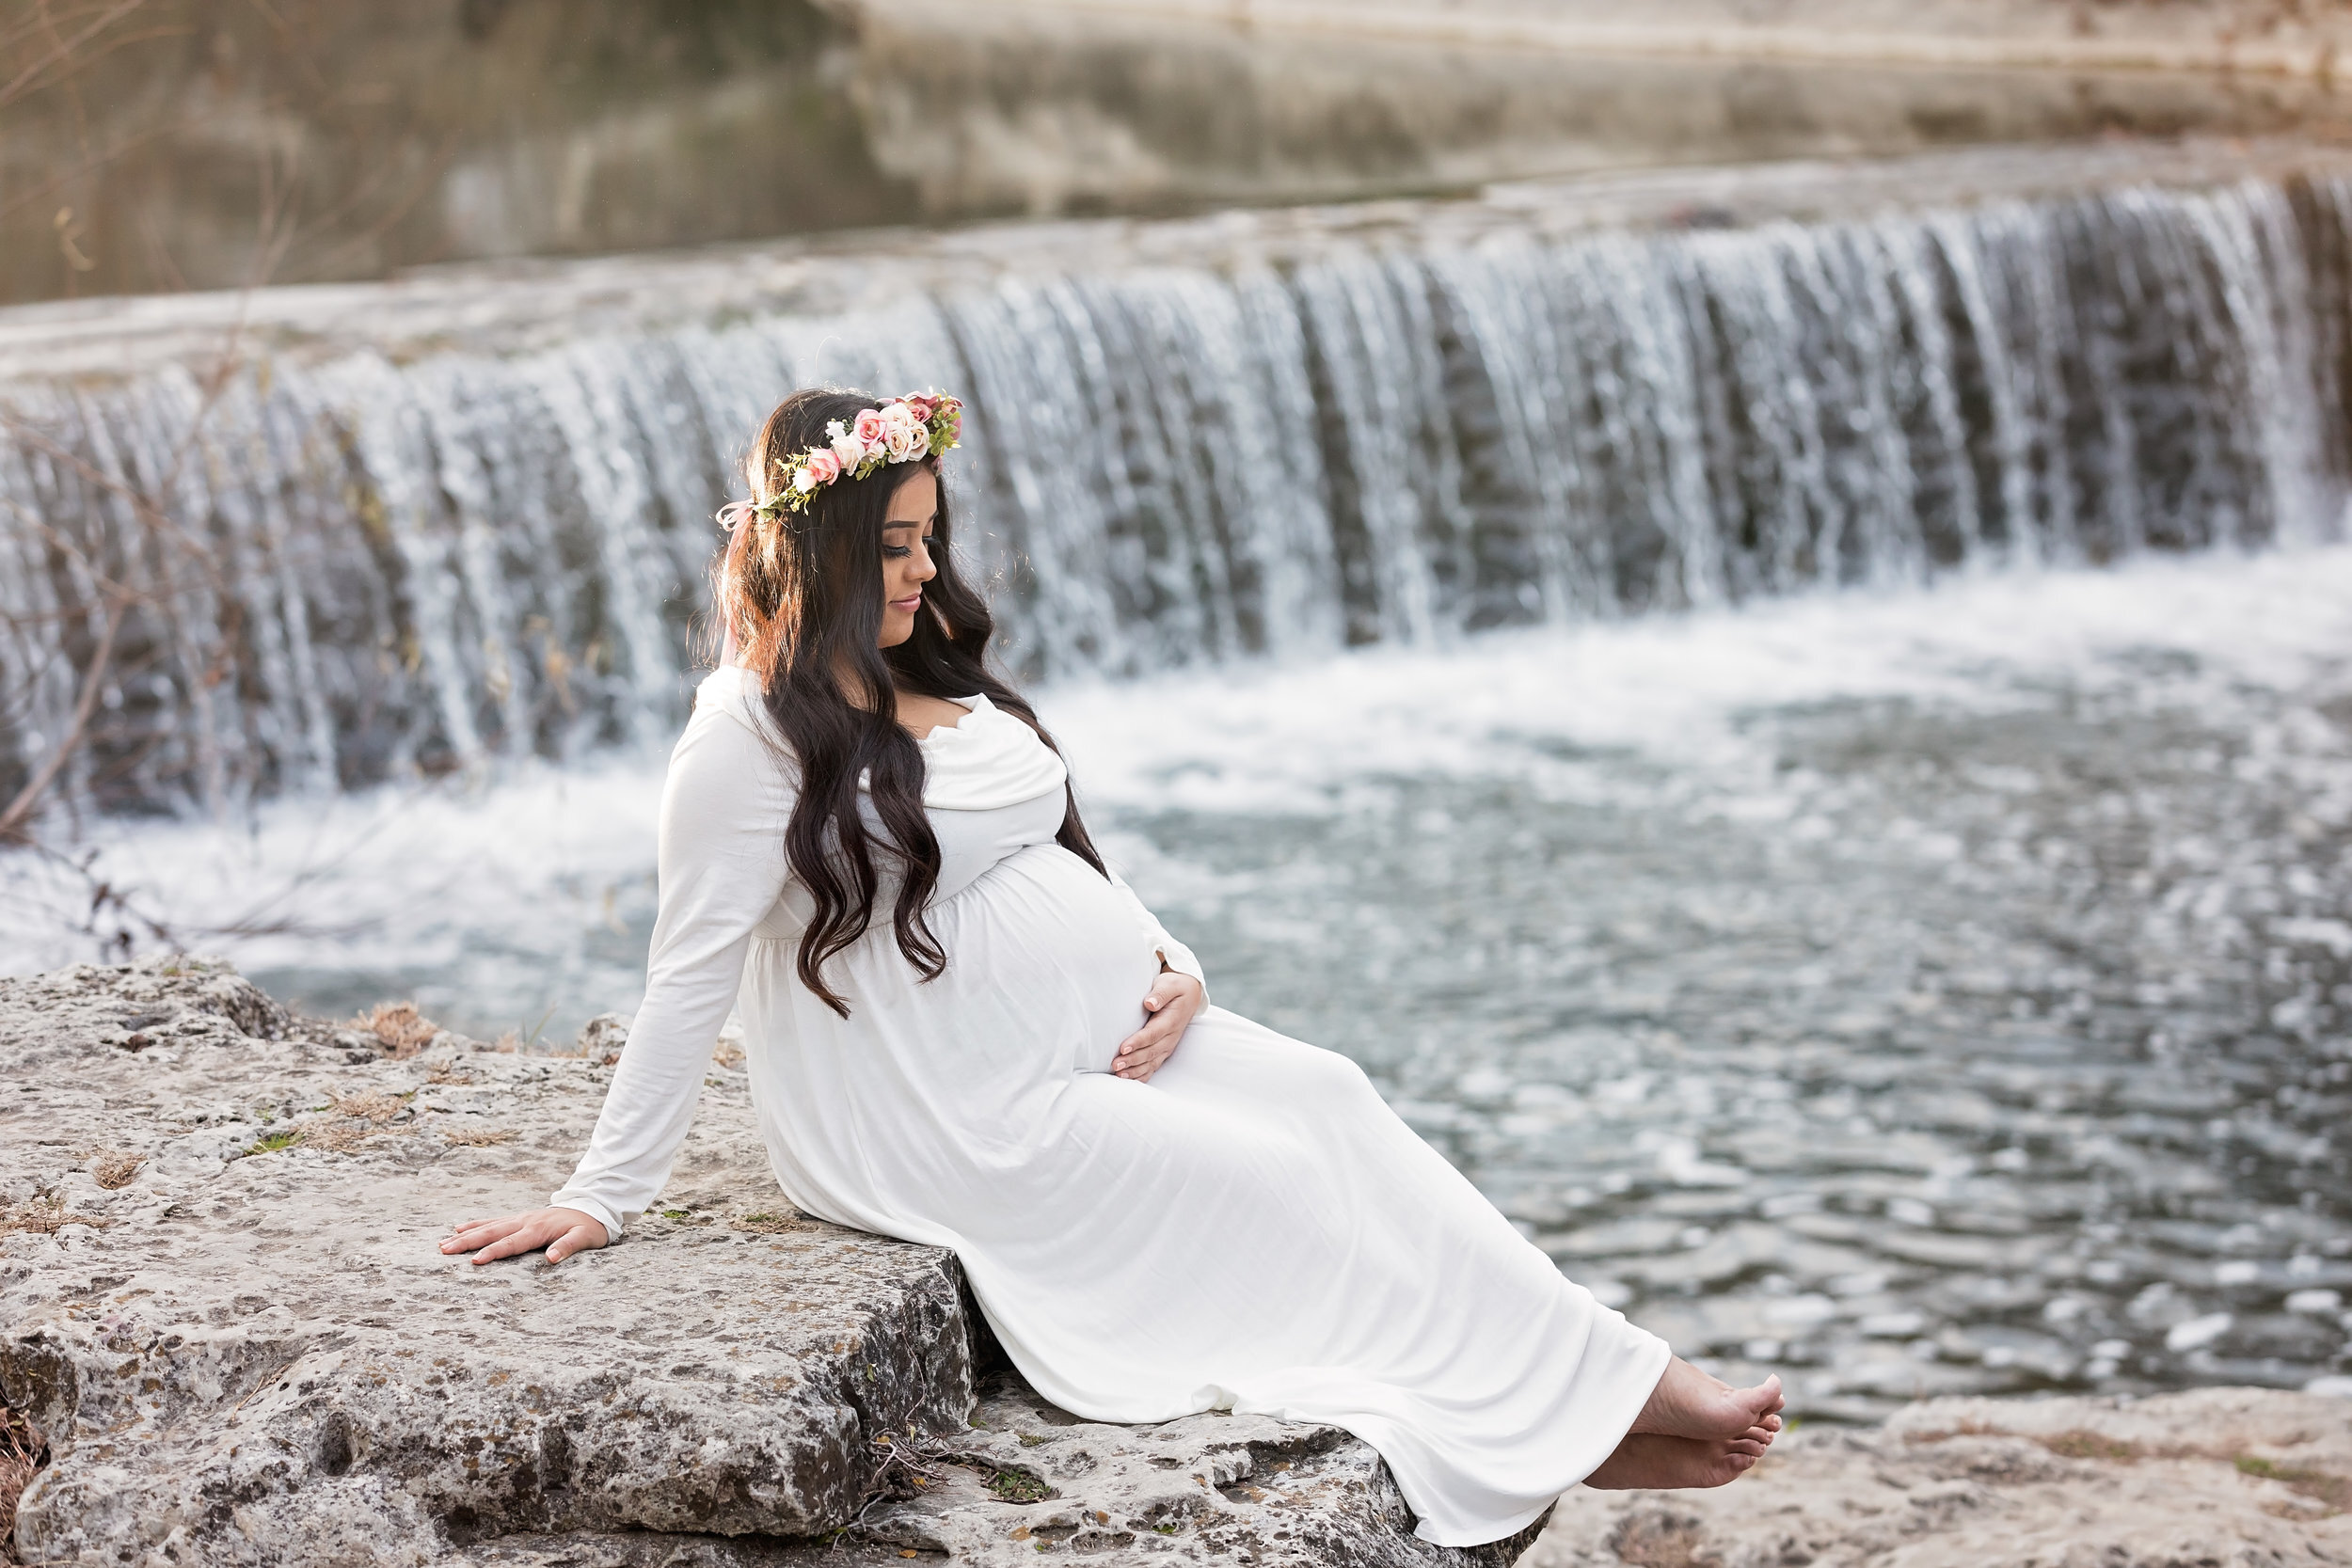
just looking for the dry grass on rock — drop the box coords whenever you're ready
[440,1126,514,1148]
[1,1404,45,1566]
[87,1149,144,1189]
[352,1001,438,1058]
[733,1210,817,1236]
[1607,1510,1719,1568]
[0,1196,71,1238]
[326,1090,408,1124]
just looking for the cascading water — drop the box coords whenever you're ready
[2,171,2347,820]
[7,161,2350,1407]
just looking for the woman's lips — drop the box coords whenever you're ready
[889,594,922,612]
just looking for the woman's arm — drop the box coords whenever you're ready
[1106,866,1208,1083]
[443,688,797,1263]
[1108,866,1208,1004]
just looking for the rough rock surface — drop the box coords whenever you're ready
[0,958,1534,1566]
[1528,1386,2352,1567]
[455,1373,1545,1567]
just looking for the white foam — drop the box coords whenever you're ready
[5,544,2350,1024]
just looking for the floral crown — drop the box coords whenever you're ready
[718,391,963,530]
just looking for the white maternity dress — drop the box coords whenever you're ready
[552,666,1670,1546]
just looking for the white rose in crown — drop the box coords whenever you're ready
[882,405,925,462]
[831,431,866,469]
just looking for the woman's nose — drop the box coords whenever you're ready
[912,546,938,582]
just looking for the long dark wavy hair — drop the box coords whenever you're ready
[712,387,1109,1017]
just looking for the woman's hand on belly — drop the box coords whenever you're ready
[1112,967,1204,1083]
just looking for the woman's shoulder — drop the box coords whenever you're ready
[696,663,760,703]
[686,666,789,754]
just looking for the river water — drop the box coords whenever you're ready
[5,546,2347,1416]
[3,144,2350,1414]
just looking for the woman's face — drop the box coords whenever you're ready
[878,466,939,649]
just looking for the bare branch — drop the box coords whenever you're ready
[0,0,168,113]
[0,591,127,845]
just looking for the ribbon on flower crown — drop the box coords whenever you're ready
[717,392,963,531]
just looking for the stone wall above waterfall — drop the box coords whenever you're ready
[3,145,2349,820]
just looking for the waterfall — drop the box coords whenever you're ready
[3,173,2347,819]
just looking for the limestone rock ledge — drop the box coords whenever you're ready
[0,958,1538,1567]
[1530,1386,2352,1566]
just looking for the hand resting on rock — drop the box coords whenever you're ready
[442,1207,607,1265]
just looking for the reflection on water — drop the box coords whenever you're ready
[5,547,2345,1413]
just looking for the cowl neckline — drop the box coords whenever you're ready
[701,669,1066,812]
[912,692,1067,811]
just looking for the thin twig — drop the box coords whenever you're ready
[0,0,159,112]
[0,592,126,845]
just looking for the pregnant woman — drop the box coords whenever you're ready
[441,388,1782,1546]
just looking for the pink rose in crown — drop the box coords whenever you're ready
[803,449,841,486]
[853,408,889,447]
[903,395,935,423]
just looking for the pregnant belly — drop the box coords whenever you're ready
[928,842,1166,1075]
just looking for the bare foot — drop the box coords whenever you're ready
[1582,1433,1764,1490]
[1629,1357,1784,1442]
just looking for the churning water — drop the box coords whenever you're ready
[8,149,2351,814]
[2,548,2348,1415]
[3,148,2348,1413]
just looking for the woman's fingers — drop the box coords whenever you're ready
[545,1224,602,1264]
[471,1233,557,1264]
[441,1207,608,1264]
[1114,1010,1168,1057]
[1115,1012,1176,1064]
[1114,1022,1180,1081]
[466,1224,541,1264]
[440,1216,522,1253]
[1114,974,1202,1082]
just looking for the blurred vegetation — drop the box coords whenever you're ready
[8,0,2352,306]
[0,0,911,303]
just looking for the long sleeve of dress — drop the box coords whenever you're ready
[1107,867,1209,1006]
[550,692,797,1243]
